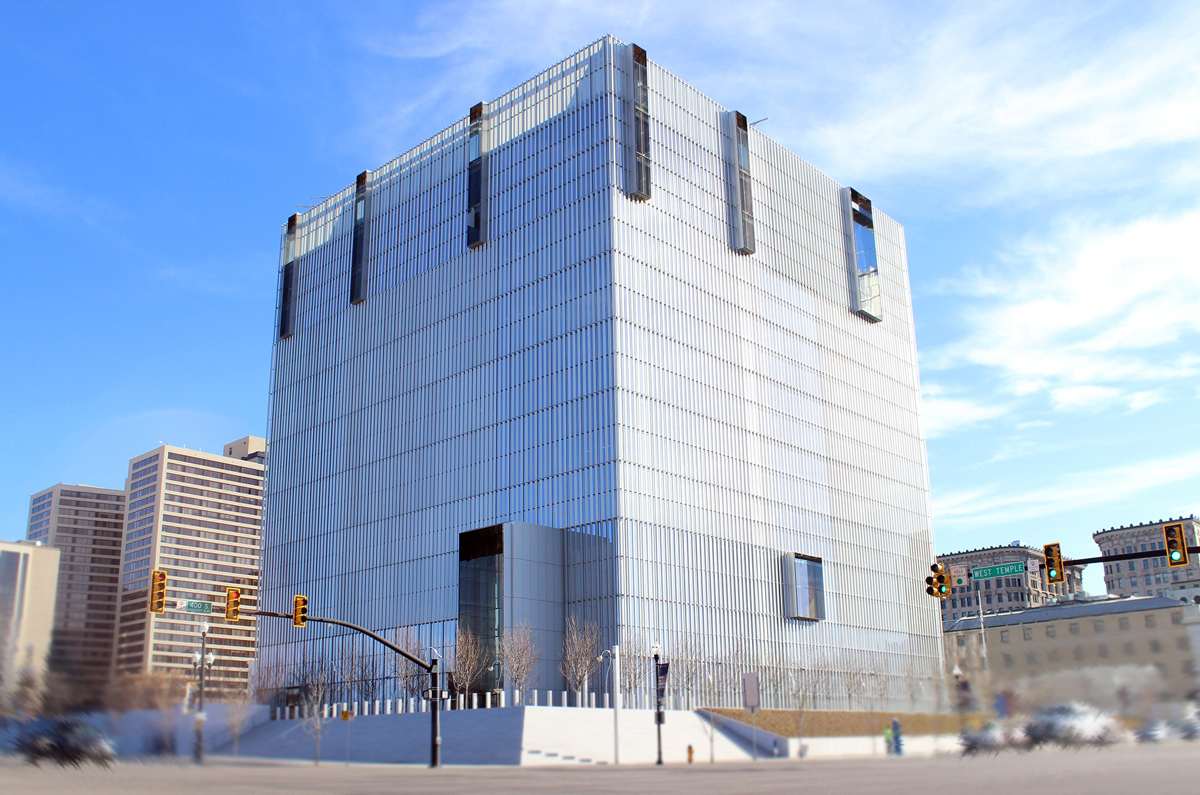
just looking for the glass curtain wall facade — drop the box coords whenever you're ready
[261,36,941,711]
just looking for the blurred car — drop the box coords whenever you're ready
[1135,721,1176,744]
[14,720,115,767]
[1171,718,1200,741]
[959,722,1036,755]
[1024,703,1123,747]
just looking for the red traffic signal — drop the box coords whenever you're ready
[149,569,168,614]
[225,587,242,622]
[293,594,308,627]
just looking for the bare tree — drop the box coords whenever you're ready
[393,626,429,704]
[560,615,600,702]
[619,634,648,707]
[498,622,541,702]
[902,656,929,714]
[670,636,703,710]
[839,651,868,712]
[295,655,334,765]
[221,661,258,757]
[450,625,487,703]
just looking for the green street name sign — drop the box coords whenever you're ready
[971,562,1026,580]
[176,600,212,614]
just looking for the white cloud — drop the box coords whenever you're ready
[921,383,1008,438]
[933,450,1200,526]
[803,2,1200,198]
[927,207,1200,411]
[342,2,1200,204]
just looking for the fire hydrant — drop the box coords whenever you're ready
[688,744,694,764]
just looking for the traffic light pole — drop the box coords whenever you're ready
[254,610,441,768]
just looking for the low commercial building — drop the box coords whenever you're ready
[1094,516,1200,598]
[0,540,62,701]
[944,595,1200,707]
[937,543,1085,625]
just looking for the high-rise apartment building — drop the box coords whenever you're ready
[937,543,1085,626]
[1095,516,1200,599]
[0,540,61,698]
[112,438,265,692]
[261,37,940,710]
[25,484,125,697]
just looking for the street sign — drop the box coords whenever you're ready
[950,566,966,586]
[970,562,1025,581]
[175,600,212,614]
[742,671,760,714]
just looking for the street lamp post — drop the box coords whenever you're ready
[430,650,442,768]
[485,659,503,706]
[652,641,663,766]
[191,620,215,764]
[597,645,620,764]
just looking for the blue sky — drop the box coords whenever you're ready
[2,1,1197,595]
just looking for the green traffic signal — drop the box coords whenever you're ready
[1171,550,1182,562]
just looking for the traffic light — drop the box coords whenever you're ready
[1164,523,1190,568]
[293,594,308,627]
[1044,543,1064,584]
[925,563,949,598]
[149,569,168,614]
[225,587,242,622]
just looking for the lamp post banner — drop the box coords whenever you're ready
[656,663,669,702]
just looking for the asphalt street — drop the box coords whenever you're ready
[1,740,1195,794]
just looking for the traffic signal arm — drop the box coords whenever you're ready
[1036,546,1200,568]
[254,609,433,673]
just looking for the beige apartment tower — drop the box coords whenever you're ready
[26,484,126,699]
[0,540,61,704]
[112,437,265,692]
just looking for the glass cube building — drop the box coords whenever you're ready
[260,36,942,711]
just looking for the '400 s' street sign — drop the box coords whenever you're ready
[971,562,1026,581]
[175,600,212,614]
